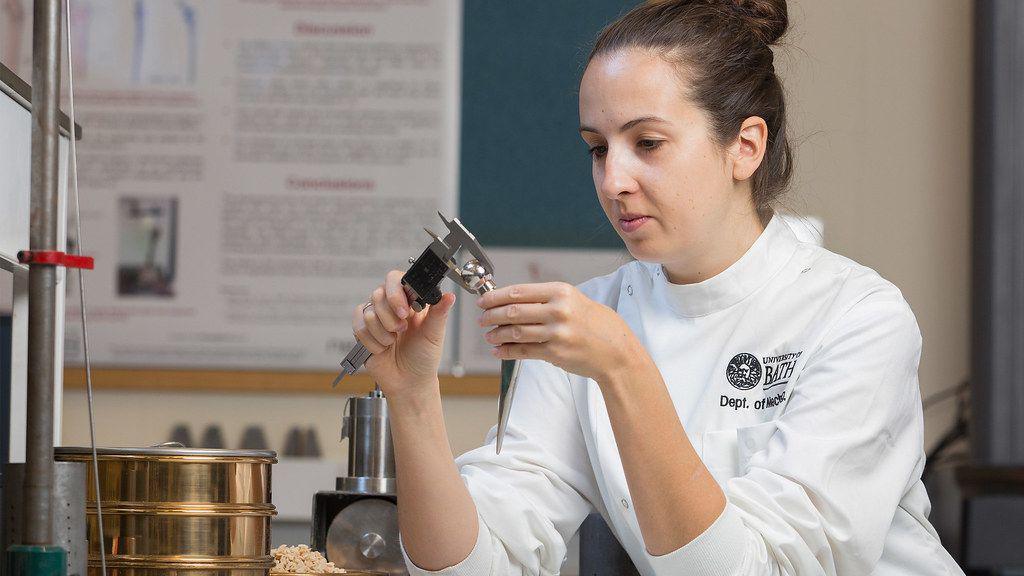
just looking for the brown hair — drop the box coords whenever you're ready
[589,0,793,218]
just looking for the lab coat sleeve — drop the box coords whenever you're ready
[401,358,600,575]
[646,289,927,575]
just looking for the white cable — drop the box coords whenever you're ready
[63,1,106,574]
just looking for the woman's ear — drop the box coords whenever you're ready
[730,116,768,182]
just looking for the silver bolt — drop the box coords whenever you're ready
[360,532,386,559]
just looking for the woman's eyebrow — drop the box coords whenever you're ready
[579,115,670,134]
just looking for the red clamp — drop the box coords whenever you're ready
[18,250,95,270]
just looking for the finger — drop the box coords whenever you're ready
[385,270,411,319]
[478,302,547,327]
[419,292,456,344]
[484,323,550,345]
[363,303,396,347]
[352,304,387,353]
[371,285,407,333]
[492,342,546,361]
[477,282,570,309]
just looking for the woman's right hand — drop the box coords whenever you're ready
[352,269,456,398]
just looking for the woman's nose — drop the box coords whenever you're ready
[599,149,640,199]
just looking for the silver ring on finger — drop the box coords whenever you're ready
[362,301,374,313]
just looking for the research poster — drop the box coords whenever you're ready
[1,0,461,370]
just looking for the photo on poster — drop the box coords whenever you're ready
[117,196,178,297]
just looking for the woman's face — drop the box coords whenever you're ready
[579,49,756,282]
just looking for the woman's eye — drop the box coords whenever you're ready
[638,139,663,152]
[588,145,608,158]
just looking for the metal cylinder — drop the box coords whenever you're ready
[339,389,396,495]
[346,389,395,480]
[4,461,88,576]
[23,0,63,547]
[54,447,277,576]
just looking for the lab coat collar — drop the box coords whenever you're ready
[648,214,800,318]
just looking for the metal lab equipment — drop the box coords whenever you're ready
[3,460,89,576]
[312,387,405,574]
[340,387,395,496]
[1,12,80,574]
[54,446,277,576]
[333,212,497,385]
[330,212,521,454]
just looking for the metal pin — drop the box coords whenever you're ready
[423,227,444,242]
[495,359,521,454]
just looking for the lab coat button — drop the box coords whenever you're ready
[620,498,629,509]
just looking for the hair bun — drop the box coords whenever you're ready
[733,0,788,45]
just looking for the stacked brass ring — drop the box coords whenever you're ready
[55,447,277,576]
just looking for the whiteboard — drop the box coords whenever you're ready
[1,65,71,462]
[0,76,32,267]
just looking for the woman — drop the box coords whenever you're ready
[352,1,964,574]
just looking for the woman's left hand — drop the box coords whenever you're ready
[477,282,644,383]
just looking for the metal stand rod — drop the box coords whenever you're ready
[23,0,62,547]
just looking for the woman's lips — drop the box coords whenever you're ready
[618,215,651,233]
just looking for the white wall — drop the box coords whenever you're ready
[62,387,497,462]
[779,0,972,449]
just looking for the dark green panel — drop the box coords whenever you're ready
[459,1,633,249]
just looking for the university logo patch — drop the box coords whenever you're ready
[726,353,761,391]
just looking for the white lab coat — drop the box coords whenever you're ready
[403,215,964,575]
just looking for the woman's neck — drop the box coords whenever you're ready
[661,209,767,285]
